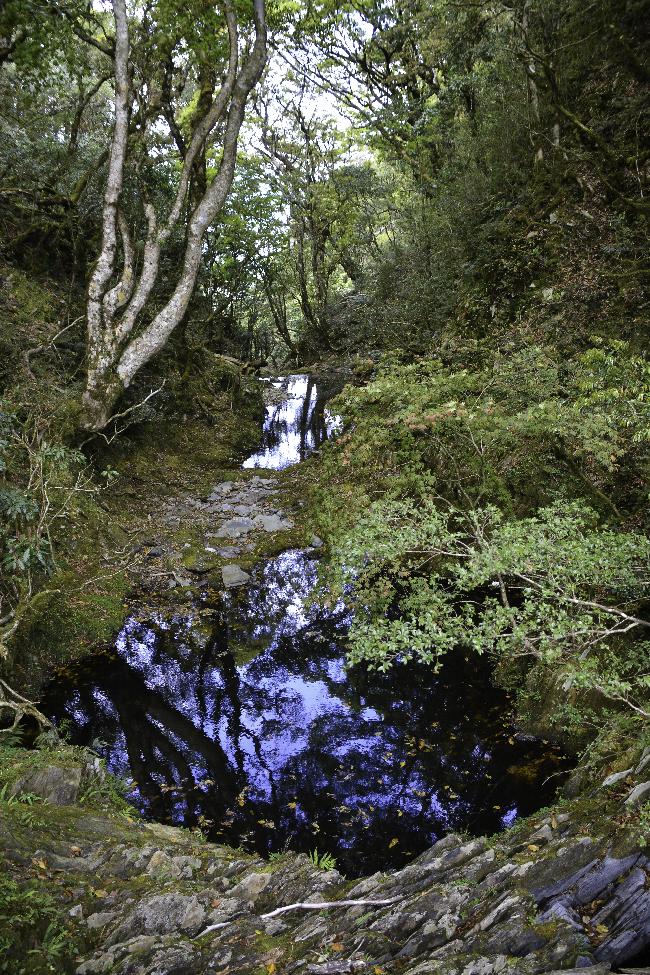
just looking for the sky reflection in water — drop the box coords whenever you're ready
[42,548,569,876]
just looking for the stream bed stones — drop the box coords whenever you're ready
[3,739,650,975]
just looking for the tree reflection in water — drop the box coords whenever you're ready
[42,549,569,876]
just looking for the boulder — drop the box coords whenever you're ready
[10,764,82,805]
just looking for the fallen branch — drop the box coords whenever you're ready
[194,896,400,940]
[260,897,400,919]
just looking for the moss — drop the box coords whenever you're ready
[13,568,129,691]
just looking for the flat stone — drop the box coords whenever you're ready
[624,780,650,807]
[233,504,256,516]
[254,513,294,532]
[222,564,250,588]
[215,517,255,538]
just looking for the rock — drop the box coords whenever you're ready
[209,482,234,498]
[528,824,554,845]
[601,768,632,788]
[222,564,250,588]
[311,535,324,548]
[106,893,207,944]
[545,969,610,975]
[10,764,82,805]
[69,904,84,919]
[228,870,272,904]
[254,513,294,532]
[86,912,117,929]
[624,780,650,807]
[215,517,255,538]
[145,546,165,559]
[636,747,650,776]
[146,850,201,878]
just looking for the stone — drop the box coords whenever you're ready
[636,747,650,776]
[528,823,554,845]
[624,780,650,807]
[106,893,207,944]
[215,517,255,538]
[145,546,165,559]
[601,768,632,788]
[311,535,324,548]
[209,482,234,498]
[228,870,272,904]
[545,969,610,975]
[254,513,294,532]
[86,912,117,929]
[69,904,84,919]
[222,564,250,588]
[11,764,82,805]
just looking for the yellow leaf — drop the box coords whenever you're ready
[595,924,609,935]
[550,813,558,829]
[267,965,277,974]
[388,837,399,849]
[527,844,539,852]
[287,801,297,810]
[331,943,344,952]
[93,889,108,898]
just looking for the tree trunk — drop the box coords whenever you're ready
[81,0,267,431]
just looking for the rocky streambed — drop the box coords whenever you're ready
[2,741,650,973]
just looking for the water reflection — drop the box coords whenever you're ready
[41,550,569,876]
[243,375,341,470]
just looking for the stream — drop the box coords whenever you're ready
[41,374,569,877]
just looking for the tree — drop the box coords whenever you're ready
[82,0,267,431]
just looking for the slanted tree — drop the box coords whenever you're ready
[82,0,267,430]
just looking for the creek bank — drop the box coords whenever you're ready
[1,738,649,974]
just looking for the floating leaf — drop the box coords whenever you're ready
[388,837,399,848]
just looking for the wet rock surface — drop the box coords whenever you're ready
[3,746,649,975]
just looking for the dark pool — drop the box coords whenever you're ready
[41,547,569,876]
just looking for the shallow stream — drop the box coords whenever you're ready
[41,375,569,876]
